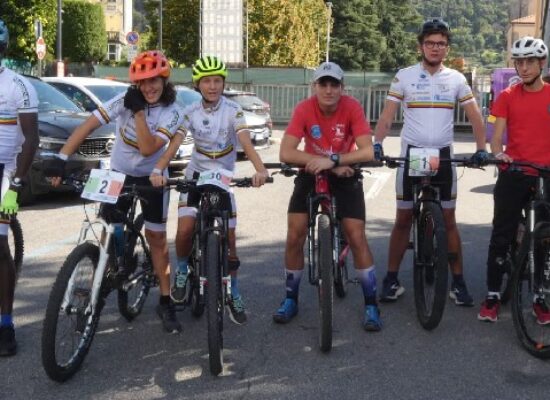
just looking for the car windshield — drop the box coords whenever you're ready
[228,94,267,110]
[176,87,201,108]
[28,79,83,113]
[85,84,128,103]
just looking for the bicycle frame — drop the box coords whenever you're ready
[306,172,344,286]
[411,177,442,261]
[195,189,231,300]
[522,175,550,296]
[62,191,142,316]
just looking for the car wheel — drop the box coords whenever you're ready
[18,179,36,206]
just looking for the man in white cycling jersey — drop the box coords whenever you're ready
[373,18,487,307]
[0,19,39,356]
[150,55,269,325]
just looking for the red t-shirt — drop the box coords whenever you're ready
[492,83,550,166]
[285,95,370,156]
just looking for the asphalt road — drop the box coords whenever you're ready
[2,131,549,400]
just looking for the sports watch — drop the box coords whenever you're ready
[330,153,340,167]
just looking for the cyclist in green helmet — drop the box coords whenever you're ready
[151,55,269,325]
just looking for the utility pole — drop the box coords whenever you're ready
[325,2,333,62]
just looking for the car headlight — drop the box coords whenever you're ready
[39,137,65,151]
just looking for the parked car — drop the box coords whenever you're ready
[21,76,116,205]
[42,76,129,112]
[44,77,196,175]
[173,86,201,173]
[223,89,272,152]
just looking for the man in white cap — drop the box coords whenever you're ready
[272,61,382,332]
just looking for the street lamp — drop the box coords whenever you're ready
[325,2,333,62]
[56,0,64,76]
[159,0,163,50]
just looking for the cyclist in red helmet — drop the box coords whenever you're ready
[46,50,186,333]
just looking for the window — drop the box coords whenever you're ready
[108,44,117,61]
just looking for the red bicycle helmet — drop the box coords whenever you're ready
[129,50,170,83]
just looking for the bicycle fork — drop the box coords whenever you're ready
[62,221,114,317]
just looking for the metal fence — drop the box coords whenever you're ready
[229,78,490,127]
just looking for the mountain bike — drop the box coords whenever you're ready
[8,216,24,284]
[382,153,477,330]
[494,161,550,359]
[265,163,365,352]
[166,170,272,376]
[41,174,157,382]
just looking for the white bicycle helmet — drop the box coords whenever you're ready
[511,36,548,59]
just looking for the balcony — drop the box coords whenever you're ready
[107,31,124,44]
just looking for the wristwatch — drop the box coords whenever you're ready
[330,153,340,167]
[10,177,22,191]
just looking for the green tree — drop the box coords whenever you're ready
[248,0,327,67]
[62,0,107,62]
[0,0,57,62]
[144,0,199,65]
[330,0,383,70]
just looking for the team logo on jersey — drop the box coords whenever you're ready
[310,125,321,139]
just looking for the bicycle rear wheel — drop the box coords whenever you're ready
[206,231,223,375]
[511,230,550,359]
[317,214,333,352]
[118,216,154,321]
[9,217,24,285]
[413,202,448,330]
[42,242,103,382]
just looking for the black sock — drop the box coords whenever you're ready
[387,271,398,282]
[452,274,464,285]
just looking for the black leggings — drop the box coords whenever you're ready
[486,170,550,292]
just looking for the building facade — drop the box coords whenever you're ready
[89,0,133,61]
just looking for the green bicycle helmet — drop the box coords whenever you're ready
[192,55,228,84]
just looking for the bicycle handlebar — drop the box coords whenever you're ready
[380,156,482,169]
[481,159,550,177]
[164,176,274,192]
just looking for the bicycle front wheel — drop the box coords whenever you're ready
[9,217,24,285]
[317,214,333,352]
[206,231,223,375]
[118,223,154,321]
[42,242,103,382]
[511,230,550,359]
[414,202,448,330]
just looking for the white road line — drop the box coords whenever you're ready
[364,171,391,200]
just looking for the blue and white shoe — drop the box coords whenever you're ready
[273,298,298,324]
[363,305,382,332]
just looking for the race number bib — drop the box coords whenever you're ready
[408,148,440,177]
[197,169,233,191]
[81,169,126,204]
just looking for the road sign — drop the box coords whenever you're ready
[36,36,46,60]
[126,31,139,45]
[127,44,139,61]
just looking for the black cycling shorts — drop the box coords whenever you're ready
[288,172,366,221]
[100,175,168,227]
[398,145,455,204]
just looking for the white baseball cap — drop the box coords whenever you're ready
[313,62,344,82]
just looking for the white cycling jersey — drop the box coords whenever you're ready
[0,68,38,171]
[387,63,475,148]
[183,96,247,179]
[93,92,186,177]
